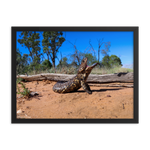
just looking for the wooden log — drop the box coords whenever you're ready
[87,72,133,83]
[89,83,134,88]
[17,72,133,83]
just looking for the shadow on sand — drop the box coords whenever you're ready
[70,88,123,93]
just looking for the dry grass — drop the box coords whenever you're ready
[91,66,133,75]
[26,65,133,76]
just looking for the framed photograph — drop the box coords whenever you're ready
[12,27,138,123]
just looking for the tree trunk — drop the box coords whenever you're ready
[52,58,55,68]
[98,49,100,63]
[17,72,133,83]
[52,49,55,68]
[89,83,133,88]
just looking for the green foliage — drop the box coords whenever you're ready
[17,31,42,75]
[18,31,41,62]
[62,57,68,65]
[102,55,111,68]
[17,78,30,98]
[16,77,24,84]
[32,57,41,70]
[42,31,65,68]
[84,53,98,65]
[109,55,122,67]
[57,57,69,68]
[16,31,125,76]
[102,55,122,68]
[16,49,29,75]
[41,59,52,70]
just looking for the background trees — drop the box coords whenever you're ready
[102,55,122,68]
[17,31,65,73]
[42,31,65,68]
[18,31,41,62]
[89,38,111,63]
[17,31,123,75]
[17,31,41,73]
[16,49,29,74]
[84,53,98,65]
[41,59,52,71]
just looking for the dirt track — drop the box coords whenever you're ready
[16,81,133,119]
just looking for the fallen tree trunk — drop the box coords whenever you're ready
[17,72,133,83]
[89,83,133,88]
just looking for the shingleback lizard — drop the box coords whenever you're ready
[53,57,99,94]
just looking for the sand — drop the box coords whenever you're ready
[16,80,133,119]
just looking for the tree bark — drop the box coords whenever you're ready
[89,83,133,88]
[17,72,133,83]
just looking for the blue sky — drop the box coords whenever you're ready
[16,31,133,68]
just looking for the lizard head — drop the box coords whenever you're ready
[78,58,100,74]
[86,62,100,70]
[78,57,88,73]
[85,62,100,74]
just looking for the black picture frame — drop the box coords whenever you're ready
[12,26,138,123]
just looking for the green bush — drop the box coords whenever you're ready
[102,55,122,68]
[16,78,30,98]
[41,59,52,70]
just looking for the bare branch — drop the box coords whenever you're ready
[88,39,96,55]
[101,41,111,56]
[97,38,105,62]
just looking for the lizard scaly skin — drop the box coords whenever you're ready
[53,58,99,94]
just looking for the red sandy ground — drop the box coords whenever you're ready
[16,81,133,119]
